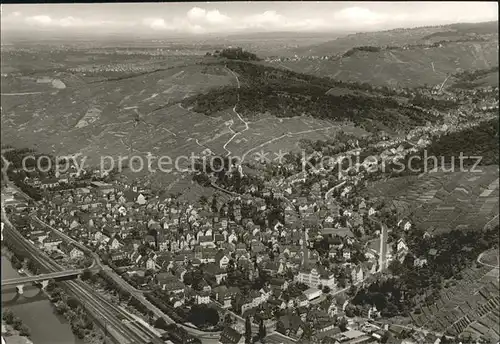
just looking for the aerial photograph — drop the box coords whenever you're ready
[0,2,498,344]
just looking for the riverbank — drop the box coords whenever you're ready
[2,318,33,344]
[1,249,88,344]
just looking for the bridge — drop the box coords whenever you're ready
[2,269,84,294]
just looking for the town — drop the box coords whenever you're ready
[1,5,499,344]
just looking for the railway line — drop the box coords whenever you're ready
[2,206,162,344]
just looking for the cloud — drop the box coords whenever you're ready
[142,16,206,34]
[239,10,328,32]
[143,18,173,30]
[243,10,285,28]
[4,3,497,35]
[25,15,52,26]
[333,7,387,26]
[21,14,124,29]
[142,7,231,33]
[187,7,231,25]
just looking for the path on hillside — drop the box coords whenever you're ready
[484,214,499,231]
[240,125,336,162]
[222,67,249,157]
[324,180,347,200]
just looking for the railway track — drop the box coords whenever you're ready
[2,210,161,344]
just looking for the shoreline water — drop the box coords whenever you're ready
[1,250,85,344]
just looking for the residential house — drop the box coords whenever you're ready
[157,273,184,293]
[196,291,211,305]
[218,326,244,344]
[69,247,84,260]
[43,233,62,250]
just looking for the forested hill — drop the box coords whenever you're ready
[424,117,499,166]
[183,60,441,133]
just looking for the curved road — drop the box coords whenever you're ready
[477,250,500,269]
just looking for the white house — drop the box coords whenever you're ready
[196,292,210,305]
[403,221,411,231]
[69,247,84,260]
[303,288,322,301]
[136,194,146,205]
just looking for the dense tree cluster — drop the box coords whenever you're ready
[215,47,260,61]
[451,66,499,89]
[187,304,220,328]
[2,309,31,338]
[455,66,499,83]
[425,117,499,166]
[410,93,459,111]
[342,46,381,57]
[47,283,96,339]
[393,117,500,175]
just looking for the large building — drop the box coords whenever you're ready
[296,267,336,290]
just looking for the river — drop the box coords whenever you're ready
[1,254,84,344]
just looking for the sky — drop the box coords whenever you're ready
[1,2,498,36]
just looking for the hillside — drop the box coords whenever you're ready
[182,60,440,133]
[362,116,499,234]
[269,21,498,87]
[1,55,375,175]
[270,40,498,87]
[294,21,498,56]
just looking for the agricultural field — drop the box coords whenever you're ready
[0,60,234,163]
[410,264,499,342]
[364,165,499,233]
[2,50,371,177]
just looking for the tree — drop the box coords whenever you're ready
[18,324,31,337]
[67,296,80,309]
[301,324,314,340]
[245,316,252,344]
[322,285,331,294]
[224,314,233,325]
[2,309,15,324]
[13,317,23,330]
[345,303,358,318]
[188,304,220,328]
[55,300,69,315]
[276,320,286,334]
[154,317,169,330]
[119,289,131,302]
[338,317,348,332]
[259,319,267,342]
[80,268,92,281]
[51,287,63,302]
[13,260,23,270]
[347,284,357,297]
[46,279,56,292]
